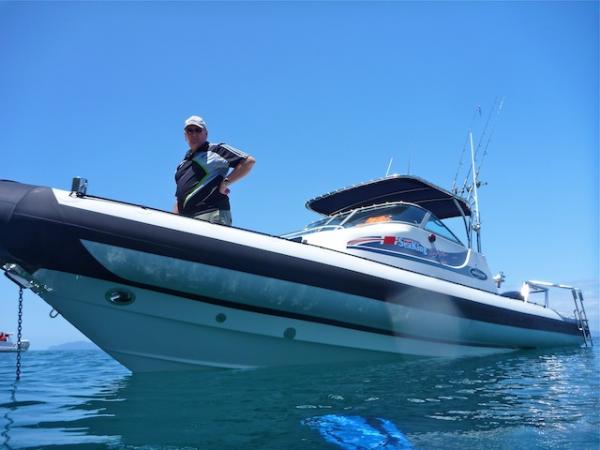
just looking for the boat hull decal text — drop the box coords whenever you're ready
[347,235,467,266]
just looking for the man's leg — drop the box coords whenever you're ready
[193,210,232,226]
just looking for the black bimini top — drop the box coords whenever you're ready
[306,175,472,219]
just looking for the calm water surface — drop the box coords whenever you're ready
[1,345,598,449]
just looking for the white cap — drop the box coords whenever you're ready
[184,115,207,130]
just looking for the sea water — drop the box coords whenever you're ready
[0,344,598,450]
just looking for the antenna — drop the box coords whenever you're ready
[385,157,394,177]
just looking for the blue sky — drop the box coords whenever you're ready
[1,1,598,348]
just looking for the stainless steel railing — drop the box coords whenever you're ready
[523,280,593,347]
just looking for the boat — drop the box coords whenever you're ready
[0,174,592,372]
[0,331,30,353]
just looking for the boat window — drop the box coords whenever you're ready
[304,212,351,230]
[326,212,351,226]
[425,215,463,245]
[282,212,351,239]
[442,216,469,246]
[305,217,331,229]
[343,204,427,228]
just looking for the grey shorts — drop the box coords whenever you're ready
[193,209,232,226]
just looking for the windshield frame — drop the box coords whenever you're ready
[283,201,469,243]
[293,201,429,234]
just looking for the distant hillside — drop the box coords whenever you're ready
[47,341,100,351]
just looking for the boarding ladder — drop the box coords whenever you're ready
[524,280,593,347]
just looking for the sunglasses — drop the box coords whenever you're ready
[185,127,204,134]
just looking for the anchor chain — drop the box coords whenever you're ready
[16,287,23,381]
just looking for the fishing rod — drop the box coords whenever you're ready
[454,98,505,198]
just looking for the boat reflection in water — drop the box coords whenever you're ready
[1,348,597,449]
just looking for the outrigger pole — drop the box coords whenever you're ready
[469,130,482,252]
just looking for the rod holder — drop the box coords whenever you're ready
[71,177,88,197]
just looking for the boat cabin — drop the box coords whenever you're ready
[285,175,496,292]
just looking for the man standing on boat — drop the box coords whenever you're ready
[174,115,255,225]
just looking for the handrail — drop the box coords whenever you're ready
[523,280,593,347]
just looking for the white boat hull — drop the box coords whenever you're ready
[0,181,585,372]
[0,340,30,353]
[35,265,579,372]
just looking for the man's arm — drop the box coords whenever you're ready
[219,156,256,195]
[173,202,179,214]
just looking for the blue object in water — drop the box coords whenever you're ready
[302,415,413,449]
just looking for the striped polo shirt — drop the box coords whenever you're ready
[175,141,248,216]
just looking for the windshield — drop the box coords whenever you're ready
[425,214,463,245]
[283,204,428,239]
[342,204,427,228]
[324,212,351,226]
[305,217,331,229]
[304,212,351,230]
